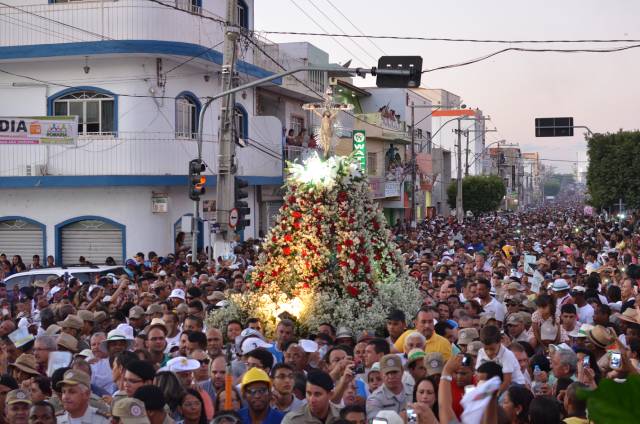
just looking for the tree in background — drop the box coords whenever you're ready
[587,131,640,209]
[544,180,561,197]
[447,175,506,215]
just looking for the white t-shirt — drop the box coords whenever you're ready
[577,303,595,324]
[479,297,507,323]
[476,344,526,385]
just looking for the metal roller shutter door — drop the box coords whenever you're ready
[60,220,122,265]
[0,219,44,265]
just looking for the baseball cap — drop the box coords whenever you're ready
[129,306,145,320]
[5,389,31,406]
[425,352,444,376]
[457,328,479,346]
[56,369,91,389]
[111,398,150,424]
[386,309,406,322]
[240,337,272,355]
[379,354,402,374]
[406,348,426,365]
[506,314,524,326]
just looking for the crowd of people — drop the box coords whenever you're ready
[1,206,640,424]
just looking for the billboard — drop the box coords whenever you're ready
[0,116,78,145]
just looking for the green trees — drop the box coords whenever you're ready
[587,131,640,209]
[447,175,506,214]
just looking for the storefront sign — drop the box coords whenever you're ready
[369,177,385,199]
[384,180,401,197]
[352,130,366,171]
[0,116,78,145]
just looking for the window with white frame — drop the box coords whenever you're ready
[53,90,115,135]
[176,95,198,138]
[175,0,201,14]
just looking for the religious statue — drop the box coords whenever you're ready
[303,87,353,159]
[310,106,338,158]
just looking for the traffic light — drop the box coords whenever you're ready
[375,56,423,88]
[234,176,250,231]
[189,159,206,201]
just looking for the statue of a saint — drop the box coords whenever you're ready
[310,105,338,158]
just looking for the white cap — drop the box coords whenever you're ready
[159,270,167,277]
[299,339,318,353]
[166,356,200,373]
[169,289,186,300]
[240,337,273,355]
[47,286,62,300]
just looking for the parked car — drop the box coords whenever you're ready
[2,265,126,292]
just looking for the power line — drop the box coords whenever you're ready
[164,40,225,75]
[422,44,640,73]
[287,0,368,66]
[323,0,387,56]
[145,0,226,25]
[256,30,640,45]
[305,0,378,63]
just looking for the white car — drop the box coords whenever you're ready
[2,265,126,291]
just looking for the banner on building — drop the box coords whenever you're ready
[0,116,78,145]
[352,130,366,171]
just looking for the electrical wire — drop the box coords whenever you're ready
[145,0,226,25]
[323,0,387,55]
[256,30,640,45]
[287,0,368,66]
[422,44,640,73]
[164,40,225,75]
[305,0,378,63]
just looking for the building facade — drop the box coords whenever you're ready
[0,0,330,265]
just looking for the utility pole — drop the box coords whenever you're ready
[410,102,416,227]
[464,130,470,177]
[215,0,239,249]
[455,119,464,223]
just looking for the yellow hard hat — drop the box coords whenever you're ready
[240,367,271,391]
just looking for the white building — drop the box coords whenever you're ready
[0,0,329,265]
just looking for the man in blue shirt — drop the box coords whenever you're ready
[238,368,284,424]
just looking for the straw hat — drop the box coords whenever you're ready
[57,333,79,353]
[587,325,617,350]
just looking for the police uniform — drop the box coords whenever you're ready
[281,403,342,424]
[55,369,110,424]
[49,394,110,415]
[366,354,411,418]
[56,405,110,424]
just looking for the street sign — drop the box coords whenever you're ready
[535,117,574,137]
[352,130,366,172]
[229,208,239,228]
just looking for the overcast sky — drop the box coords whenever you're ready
[255,0,640,172]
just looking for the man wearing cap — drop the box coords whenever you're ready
[238,368,284,424]
[403,349,426,394]
[76,311,95,346]
[57,316,89,351]
[128,307,147,334]
[385,310,407,345]
[551,279,574,320]
[111,398,149,424]
[366,354,410,418]
[5,389,30,424]
[55,369,109,424]
[282,371,340,424]
[145,305,163,321]
[570,287,593,325]
[456,328,479,353]
[505,314,529,343]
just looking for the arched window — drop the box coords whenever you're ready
[236,0,249,29]
[176,92,200,139]
[234,104,248,141]
[50,88,116,135]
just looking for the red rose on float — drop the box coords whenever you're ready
[338,191,348,202]
[347,285,359,297]
[284,234,293,242]
[345,239,354,247]
[302,282,310,289]
[336,245,342,253]
[254,281,262,288]
[283,246,291,256]
[292,211,302,219]
[272,236,277,243]
[288,195,296,204]
[293,222,301,229]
